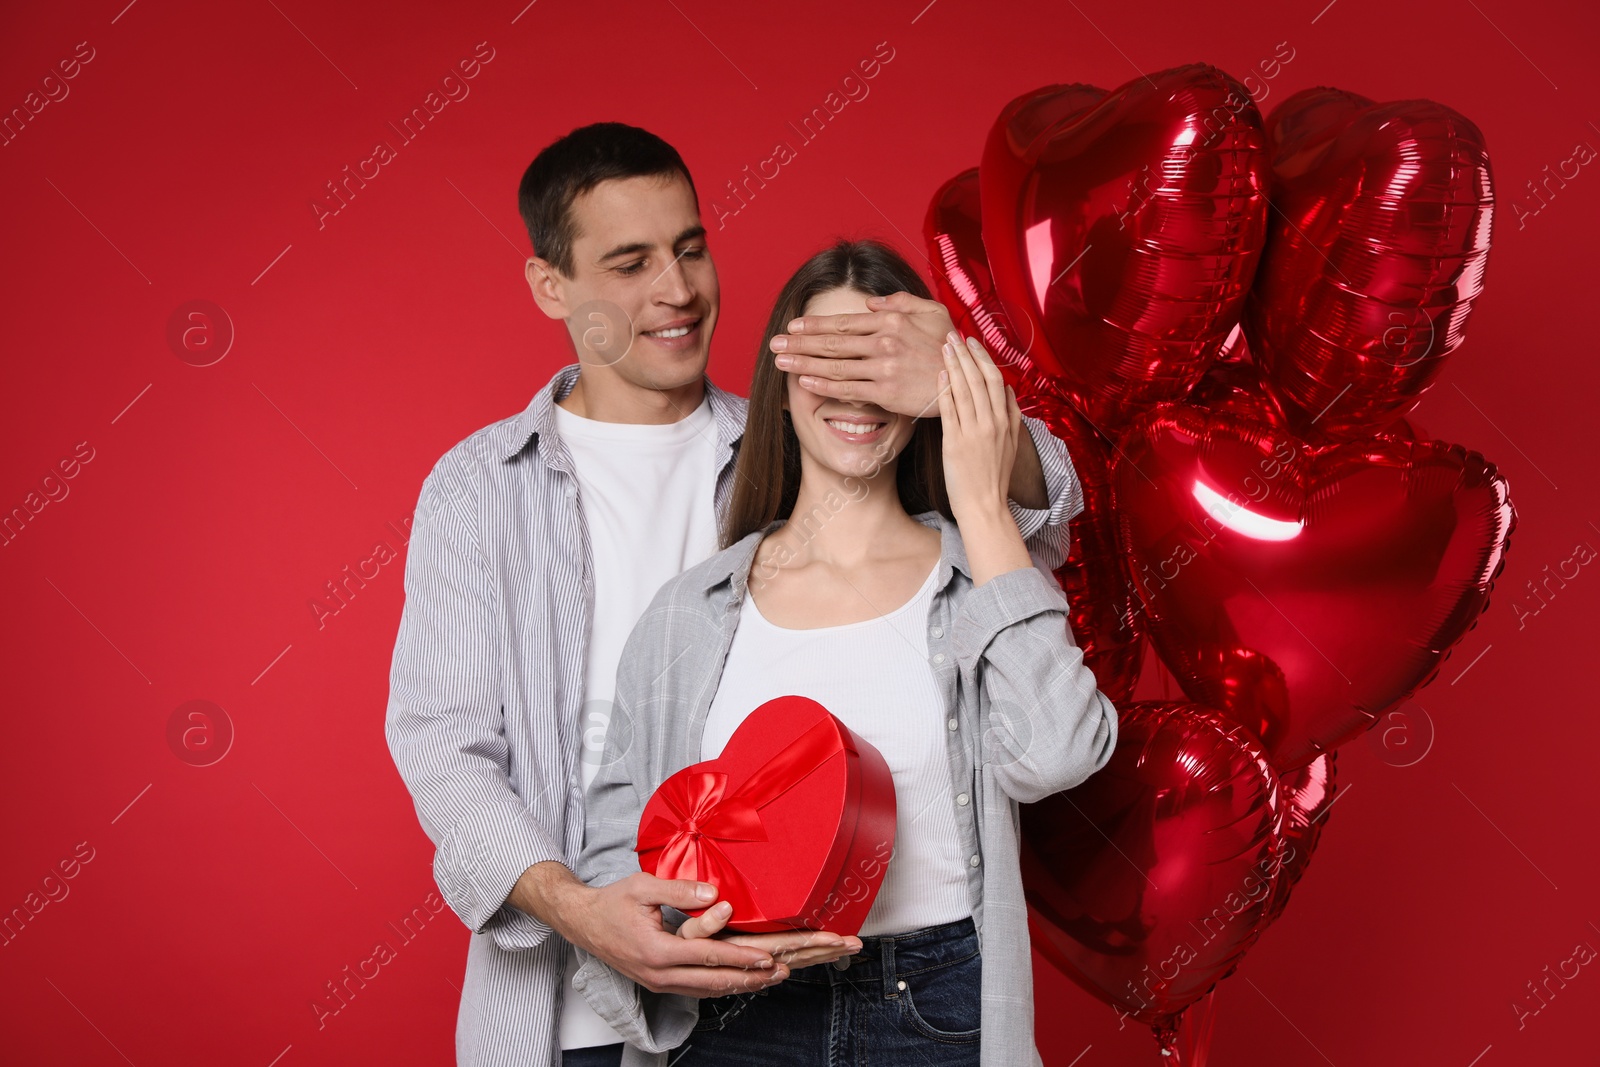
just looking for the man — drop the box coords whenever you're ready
[385,122,1085,1067]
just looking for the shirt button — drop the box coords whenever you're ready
[969,854,981,868]
[930,626,943,639]
[947,718,958,732]
[956,793,969,806]
[932,653,946,665]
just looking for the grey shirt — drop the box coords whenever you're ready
[574,509,1119,1067]
[385,362,1091,1066]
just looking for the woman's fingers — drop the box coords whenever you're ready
[950,336,995,436]
[718,929,859,970]
[773,946,855,970]
[936,362,956,431]
[675,900,734,940]
[967,335,1010,425]
[1006,385,1022,451]
[942,336,977,430]
[722,929,855,954]
[652,963,790,998]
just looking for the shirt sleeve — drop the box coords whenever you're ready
[950,564,1118,804]
[572,604,700,1052]
[1010,412,1086,575]
[385,447,565,953]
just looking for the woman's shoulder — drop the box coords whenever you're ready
[639,527,765,619]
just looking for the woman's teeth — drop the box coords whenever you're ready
[645,324,693,338]
[826,418,884,437]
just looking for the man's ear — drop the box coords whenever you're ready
[525,256,571,320]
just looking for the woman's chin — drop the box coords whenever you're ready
[806,454,886,483]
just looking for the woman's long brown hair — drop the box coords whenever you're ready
[720,239,952,549]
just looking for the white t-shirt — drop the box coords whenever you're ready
[700,560,973,937]
[554,394,719,1050]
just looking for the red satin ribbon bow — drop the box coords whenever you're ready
[636,717,845,909]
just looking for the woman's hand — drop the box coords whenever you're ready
[677,900,862,974]
[937,334,1021,524]
[937,334,1035,586]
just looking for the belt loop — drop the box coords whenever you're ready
[881,934,899,999]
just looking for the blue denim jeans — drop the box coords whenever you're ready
[670,916,981,1067]
[561,1043,623,1067]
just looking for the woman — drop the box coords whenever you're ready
[574,240,1117,1067]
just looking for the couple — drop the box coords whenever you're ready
[385,121,1118,1067]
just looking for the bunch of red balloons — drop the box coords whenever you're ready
[925,64,1517,1060]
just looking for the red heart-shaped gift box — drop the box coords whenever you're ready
[634,695,897,935]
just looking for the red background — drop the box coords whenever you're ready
[3,0,1596,1064]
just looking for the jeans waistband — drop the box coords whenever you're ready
[786,915,979,994]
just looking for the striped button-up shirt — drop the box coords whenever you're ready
[385,361,1088,1066]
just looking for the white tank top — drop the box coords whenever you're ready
[701,561,973,936]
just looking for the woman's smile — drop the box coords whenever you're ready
[821,413,889,444]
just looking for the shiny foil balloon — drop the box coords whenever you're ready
[1022,702,1286,1052]
[1111,402,1516,770]
[1244,88,1494,441]
[926,81,1107,399]
[1186,353,1423,449]
[1017,391,1144,705]
[926,167,1057,399]
[1184,347,1289,428]
[1263,752,1337,925]
[981,64,1271,435]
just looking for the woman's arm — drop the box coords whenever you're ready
[572,606,788,1052]
[575,620,655,897]
[952,566,1118,803]
[571,623,699,1055]
[934,333,1037,587]
[937,334,1118,803]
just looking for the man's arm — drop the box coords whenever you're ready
[1010,407,1085,572]
[1007,418,1049,510]
[773,292,1083,568]
[386,448,788,978]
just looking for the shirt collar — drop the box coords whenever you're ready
[493,362,748,463]
[704,508,972,602]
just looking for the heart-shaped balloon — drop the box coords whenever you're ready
[924,164,1147,704]
[926,166,1057,399]
[1111,402,1516,770]
[1017,389,1145,705]
[928,84,1107,397]
[1244,88,1494,441]
[1186,352,1428,442]
[1263,752,1337,925]
[1021,701,1286,1051]
[1184,344,1290,429]
[981,64,1271,435]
